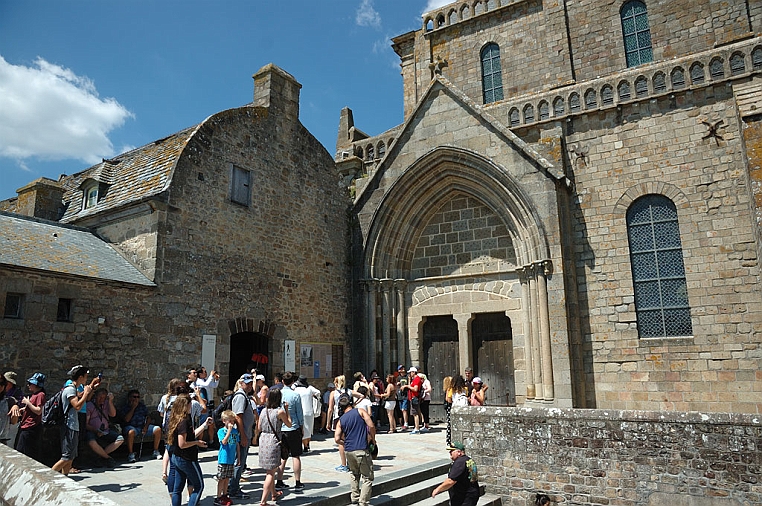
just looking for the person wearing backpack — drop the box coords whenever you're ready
[52,365,100,476]
[0,374,20,446]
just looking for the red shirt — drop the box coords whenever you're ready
[407,375,423,401]
[19,391,46,430]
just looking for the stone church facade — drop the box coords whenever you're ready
[1,0,762,417]
[338,0,762,413]
[0,65,350,402]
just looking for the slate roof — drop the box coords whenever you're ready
[0,211,155,286]
[58,125,200,223]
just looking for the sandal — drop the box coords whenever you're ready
[273,490,283,498]
[387,430,394,434]
[70,468,81,474]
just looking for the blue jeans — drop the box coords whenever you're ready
[170,454,204,506]
[229,443,249,495]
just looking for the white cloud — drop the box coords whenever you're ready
[0,55,132,165]
[423,0,453,14]
[356,0,381,29]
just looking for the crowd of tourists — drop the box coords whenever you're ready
[0,363,492,506]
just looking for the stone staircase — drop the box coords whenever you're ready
[279,459,502,506]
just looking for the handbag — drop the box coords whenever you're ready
[265,408,290,460]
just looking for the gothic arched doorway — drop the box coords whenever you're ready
[472,312,514,406]
[229,331,269,387]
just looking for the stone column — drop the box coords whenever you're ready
[365,280,378,373]
[528,266,543,400]
[453,313,472,373]
[394,279,407,368]
[380,279,393,374]
[518,267,535,399]
[537,261,554,400]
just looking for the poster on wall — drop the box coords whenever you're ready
[299,343,337,379]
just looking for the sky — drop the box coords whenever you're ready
[0,0,451,201]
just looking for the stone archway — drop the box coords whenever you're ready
[227,318,278,386]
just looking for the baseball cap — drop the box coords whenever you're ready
[446,442,465,452]
[241,373,254,383]
[397,365,405,371]
[255,374,266,381]
[327,382,335,388]
[472,377,483,384]
[408,366,418,373]
[4,371,17,385]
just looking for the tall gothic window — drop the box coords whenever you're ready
[481,43,504,104]
[627,195,692,338]
[621,1,653,67]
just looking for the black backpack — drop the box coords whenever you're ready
[213,391,246,428]
[41,388,66,426]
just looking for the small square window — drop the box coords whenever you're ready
[230,165,251,207]
[57,298,73,322]
[4,293,23,319]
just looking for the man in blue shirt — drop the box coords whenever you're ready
[277,372,304,490]
[335,393,376,506]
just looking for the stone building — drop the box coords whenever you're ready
[338,0,762,413]
[0,64,350,401]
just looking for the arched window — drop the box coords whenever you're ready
[584,89,597,109]
[690,62,705,85]
[377,141,386,158]
[753,47,762,70]
[509,107,520,126]
[627,195,692,338]
[709,58,724,80]
[436,14,445,28]
[366,145,374,160]
[553,97,565,116]
[730,52,746,75]
[618,81,631,101]
[601,85,614,105]
[523,104,535,123]
[653,72,666,93]
[481,43,504,104]
[621,1,653,67]
[569,92,581,112]
[538,101,549,120]
[671,67,685,89]
[635,76,649,97]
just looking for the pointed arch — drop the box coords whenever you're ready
[363,146,551,280]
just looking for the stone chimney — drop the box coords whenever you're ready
[15,178,64,221]
[336,107,355,152]
[253,63,302,124]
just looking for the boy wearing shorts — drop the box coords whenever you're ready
[215,410,240,506]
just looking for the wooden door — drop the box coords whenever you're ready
[472,312,515,406]
[423,315,460,405]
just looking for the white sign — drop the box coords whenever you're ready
[201,334,217,372]
[284,339,296,372]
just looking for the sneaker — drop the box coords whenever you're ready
[420,427,429,432]
[228,491,250,500]
[334,464,350,473]
[222,497,233,506]
[105,457,117,468]
[213,497,222,505]
[153,450,162,460]
[128,452,137,463]
[410,429,420,434]
[295,481,304,490]
[275,480,290,489]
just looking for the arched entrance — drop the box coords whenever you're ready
[422,315,459,405]
[229,331,269,387]
[472,312,515,406]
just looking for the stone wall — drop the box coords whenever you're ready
[452,406,762,506]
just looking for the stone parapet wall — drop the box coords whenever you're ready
[452,406,762,505]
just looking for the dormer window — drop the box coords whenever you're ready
[84,184,99,209]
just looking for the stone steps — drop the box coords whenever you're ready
[278,459,500,506]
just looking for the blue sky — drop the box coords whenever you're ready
[0,0,450,201]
